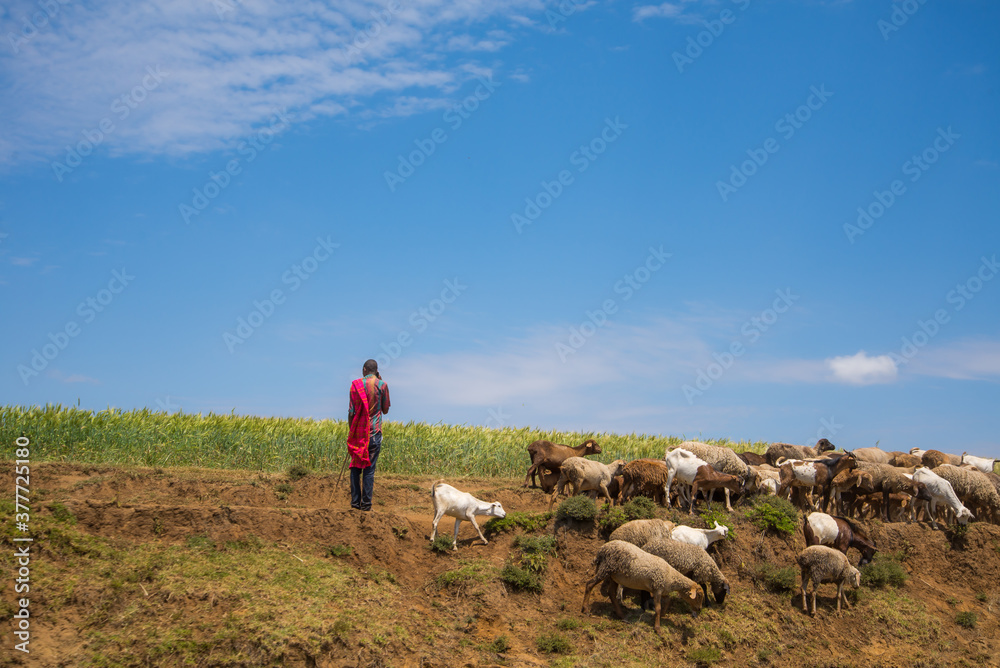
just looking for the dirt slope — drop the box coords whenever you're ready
[2,462,998,667]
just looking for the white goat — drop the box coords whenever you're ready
[911,467,974,529]
[664,448,709,509]
[430,481,506,550]
[961,452,998,474]
[671,521,729,550]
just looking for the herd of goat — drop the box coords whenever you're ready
[427,437,999,630]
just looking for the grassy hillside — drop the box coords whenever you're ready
[0,404,768,477]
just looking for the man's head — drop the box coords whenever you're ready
[363,359,378,376]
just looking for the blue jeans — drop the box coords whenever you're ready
[350,430,382,510]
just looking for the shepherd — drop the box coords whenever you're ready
[346,359,391,511]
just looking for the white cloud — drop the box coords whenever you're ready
[907,339,1000,381]
[633,4,684,22]
[826,351,898,385]
[0,0,547,165]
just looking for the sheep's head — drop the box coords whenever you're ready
[712,580,731,606]
[712,521,729,538]
[685,585,705,617]
[489,502,506,519]
[607,459,627,477]
[848,566,861,589]
[582,439,602,455]
[957,507,974,524]
[816,438,836,453]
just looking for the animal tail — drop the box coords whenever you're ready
[431,479,445,497]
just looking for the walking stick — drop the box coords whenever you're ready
[335,449,350,489]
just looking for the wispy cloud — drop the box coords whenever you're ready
[0,0,548,165]
[907,339,1000,381]
[47,370,101,384]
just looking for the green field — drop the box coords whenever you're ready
[0,404,768,476]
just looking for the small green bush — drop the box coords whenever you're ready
[555,618,580,631]
[976,591,988,602]
[514,534,557,555]
[745,496,798,536]
[597,496,658,534]
[327,544,352,558]
[536,631,572,654]
[484,511,552,534]
[436,559,494,590]
[500,563,543,593]
[860,557,908,589]
[287,464,310,480]
[751,562,798,593]
[687,646,722,666]
[430,535,454,554]
[556,496,597,522]
[274,482,294,500]
[956,611,977,629]
[486,635,511,653]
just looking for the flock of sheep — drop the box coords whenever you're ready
[427,437,999,632]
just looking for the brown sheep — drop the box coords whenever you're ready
[765,439,836,466]
[523,438,601,488]
[620,459,672,506]
[890,453,922,468]
[921,450,954,469]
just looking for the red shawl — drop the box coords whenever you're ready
[347,377,371,468]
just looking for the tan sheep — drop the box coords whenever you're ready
[933,464,1000,524]
[796,545,861,616]
[670,441,759,510]
[608,518,676,547]
[582,540,703,633]
[642,538,731,605]
[548,457,626,511]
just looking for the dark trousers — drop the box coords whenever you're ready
[349,430,382,510]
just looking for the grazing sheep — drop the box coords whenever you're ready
[689,465,743,513]
[890,453,923,468]
[620,459,673,506]
[829,468,875,517]
[608,518,677,548]
[549,457,626,511]
[854,461,921,522]
[796,545,861,616]
[669,441,759,511]
[764,438,837,466]
[911,467,974,528]
[430,481,506,550]
[581,540,703,632]
[921,450,954,469]
[642,538,731,605]
[962,453,998,475]
[852,447,894,464]
[803,512,877,567]
[524,438,601,488]
[671,521,728,550]
[933,464,1000,524]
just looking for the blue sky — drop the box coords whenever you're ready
[2,0,998,457]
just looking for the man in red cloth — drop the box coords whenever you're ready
[347,359,391,511]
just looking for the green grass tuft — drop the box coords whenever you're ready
[484,510,552,534]
[955,611,977,629]
[687,646,722,665]
[500,563,543,593]
[287,464,310,480]
[861,556,908,589]
[556,495,597,522]
[536,631,572,654]
[750,562,798,593]
[745,496,798,536]
[430,535,454,554]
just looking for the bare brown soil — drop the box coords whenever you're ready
[4,462,1000,667]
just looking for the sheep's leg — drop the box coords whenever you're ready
[610,584,627,620]
[723,487,733,512]
[581,576,602,614]
[451,518,463,550]
[652,593,662,634]
[468,514,489,546]
[548,479,565,511]
[811,582,818,616]
[664,470,676,508]
[598,482,613,507]
[800,571,809,613]
[839,581,851,610]
[689,482,698,514]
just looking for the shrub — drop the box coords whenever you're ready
[750,562,798,593]
[287,465,310,480]
[536,632,572,654]
[555,618,580,631]
[484,511,552,534]
[597,506,628,534]
[327,544,352,558]
[956,611,977,629]
[976,591,988,602]
[687,646,722,666]
[275,482,294,500]
[556,496,597,522]
[429,536,454,554]
[745,496,798,536]
[860,557,908,589]
[513,534,557,555]
[486,635,510,653]
[500,563,543,593]
[436,560,494,591]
